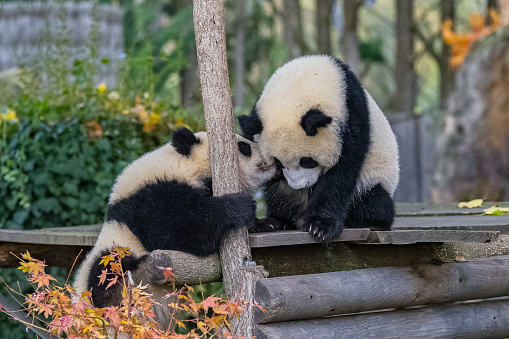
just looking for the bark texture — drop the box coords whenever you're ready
[192,1,266,336]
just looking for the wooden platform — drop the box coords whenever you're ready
[0,205,508,270]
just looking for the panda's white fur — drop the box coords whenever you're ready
[254,55,398,195]
[109,132,211,204]
[239,55,399,241]
[358,92,399,195]
[73,128,275,326]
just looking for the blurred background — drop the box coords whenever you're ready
[0,0,508,335]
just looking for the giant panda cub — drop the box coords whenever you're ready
[73,127,275,320]
[239,55,400,242]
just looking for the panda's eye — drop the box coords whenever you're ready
[238,141,252,157]
[300,157,319,169]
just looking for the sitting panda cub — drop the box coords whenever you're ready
[73,127,275,313]
[239,55,400,242]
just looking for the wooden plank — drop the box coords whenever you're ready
[365,230,499,244]
[255,298,509,339]
[396,201,509,216]
[249,229,370,248]
[255,255,509,323]
[0,228,98,246]
[252,235,509,278]
[0,227,370,248]
[394,215,509,233]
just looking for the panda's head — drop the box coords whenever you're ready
[238,55,348,190]
[110,127,276,204]
[171,127,276,192]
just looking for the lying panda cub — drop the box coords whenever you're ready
[73,127,275,317]
[239,55,400,242]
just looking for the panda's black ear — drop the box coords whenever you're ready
[238,107,263,141]
[300,109,332,136]
[172,127,200,157]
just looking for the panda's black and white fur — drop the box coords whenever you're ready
[73,127,275,322]
[239,55,399,241]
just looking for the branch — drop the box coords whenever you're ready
[413,23,441,63]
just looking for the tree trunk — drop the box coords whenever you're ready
[316,0,332,55]
[192,1,266,336]
[434,28,509,201]
[283,0,302,58]
[440,0,455,106]
[395,0,415,113]
[234,0,246,109]
[342,0,363,74]
[499,0,509,26]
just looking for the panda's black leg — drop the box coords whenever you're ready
[87,250,148,308]
[344,184,395,231]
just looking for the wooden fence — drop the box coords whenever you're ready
[388,112,434,203]
[0,1,123,87]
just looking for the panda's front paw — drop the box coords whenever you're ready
[248,217,282,233]
[223,192,257,227]
[300,216,343,242]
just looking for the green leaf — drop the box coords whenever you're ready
[13,209,29,225]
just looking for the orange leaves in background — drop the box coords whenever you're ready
[443,10,500,69]
[85,120,103,140]
[132,96,162,132]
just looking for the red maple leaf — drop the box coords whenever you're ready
[106,276,118,290]
[201,296,221,313]
[157,266,175,281]
[98,269,108,285]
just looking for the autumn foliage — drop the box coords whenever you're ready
[1,249,262,338]
[442,10,500,69]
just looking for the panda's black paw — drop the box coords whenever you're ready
[300,216,343,242]
[248,217,282,233]
[222,192,257,227]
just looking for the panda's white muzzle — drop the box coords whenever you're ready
[282,168,321,190]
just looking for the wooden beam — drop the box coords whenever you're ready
[255,255,509,323]
[252,235,509,278]
[255,298,509,339]
[396,202,509,216]
[365,229,499,244]
[393,215,509,234]
[0,222,499,249]
[249,229,370,248]
[0,228,98,246]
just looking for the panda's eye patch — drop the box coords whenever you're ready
[238,141,252,157]
[274,158,284,169]
[299,157,319,169]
